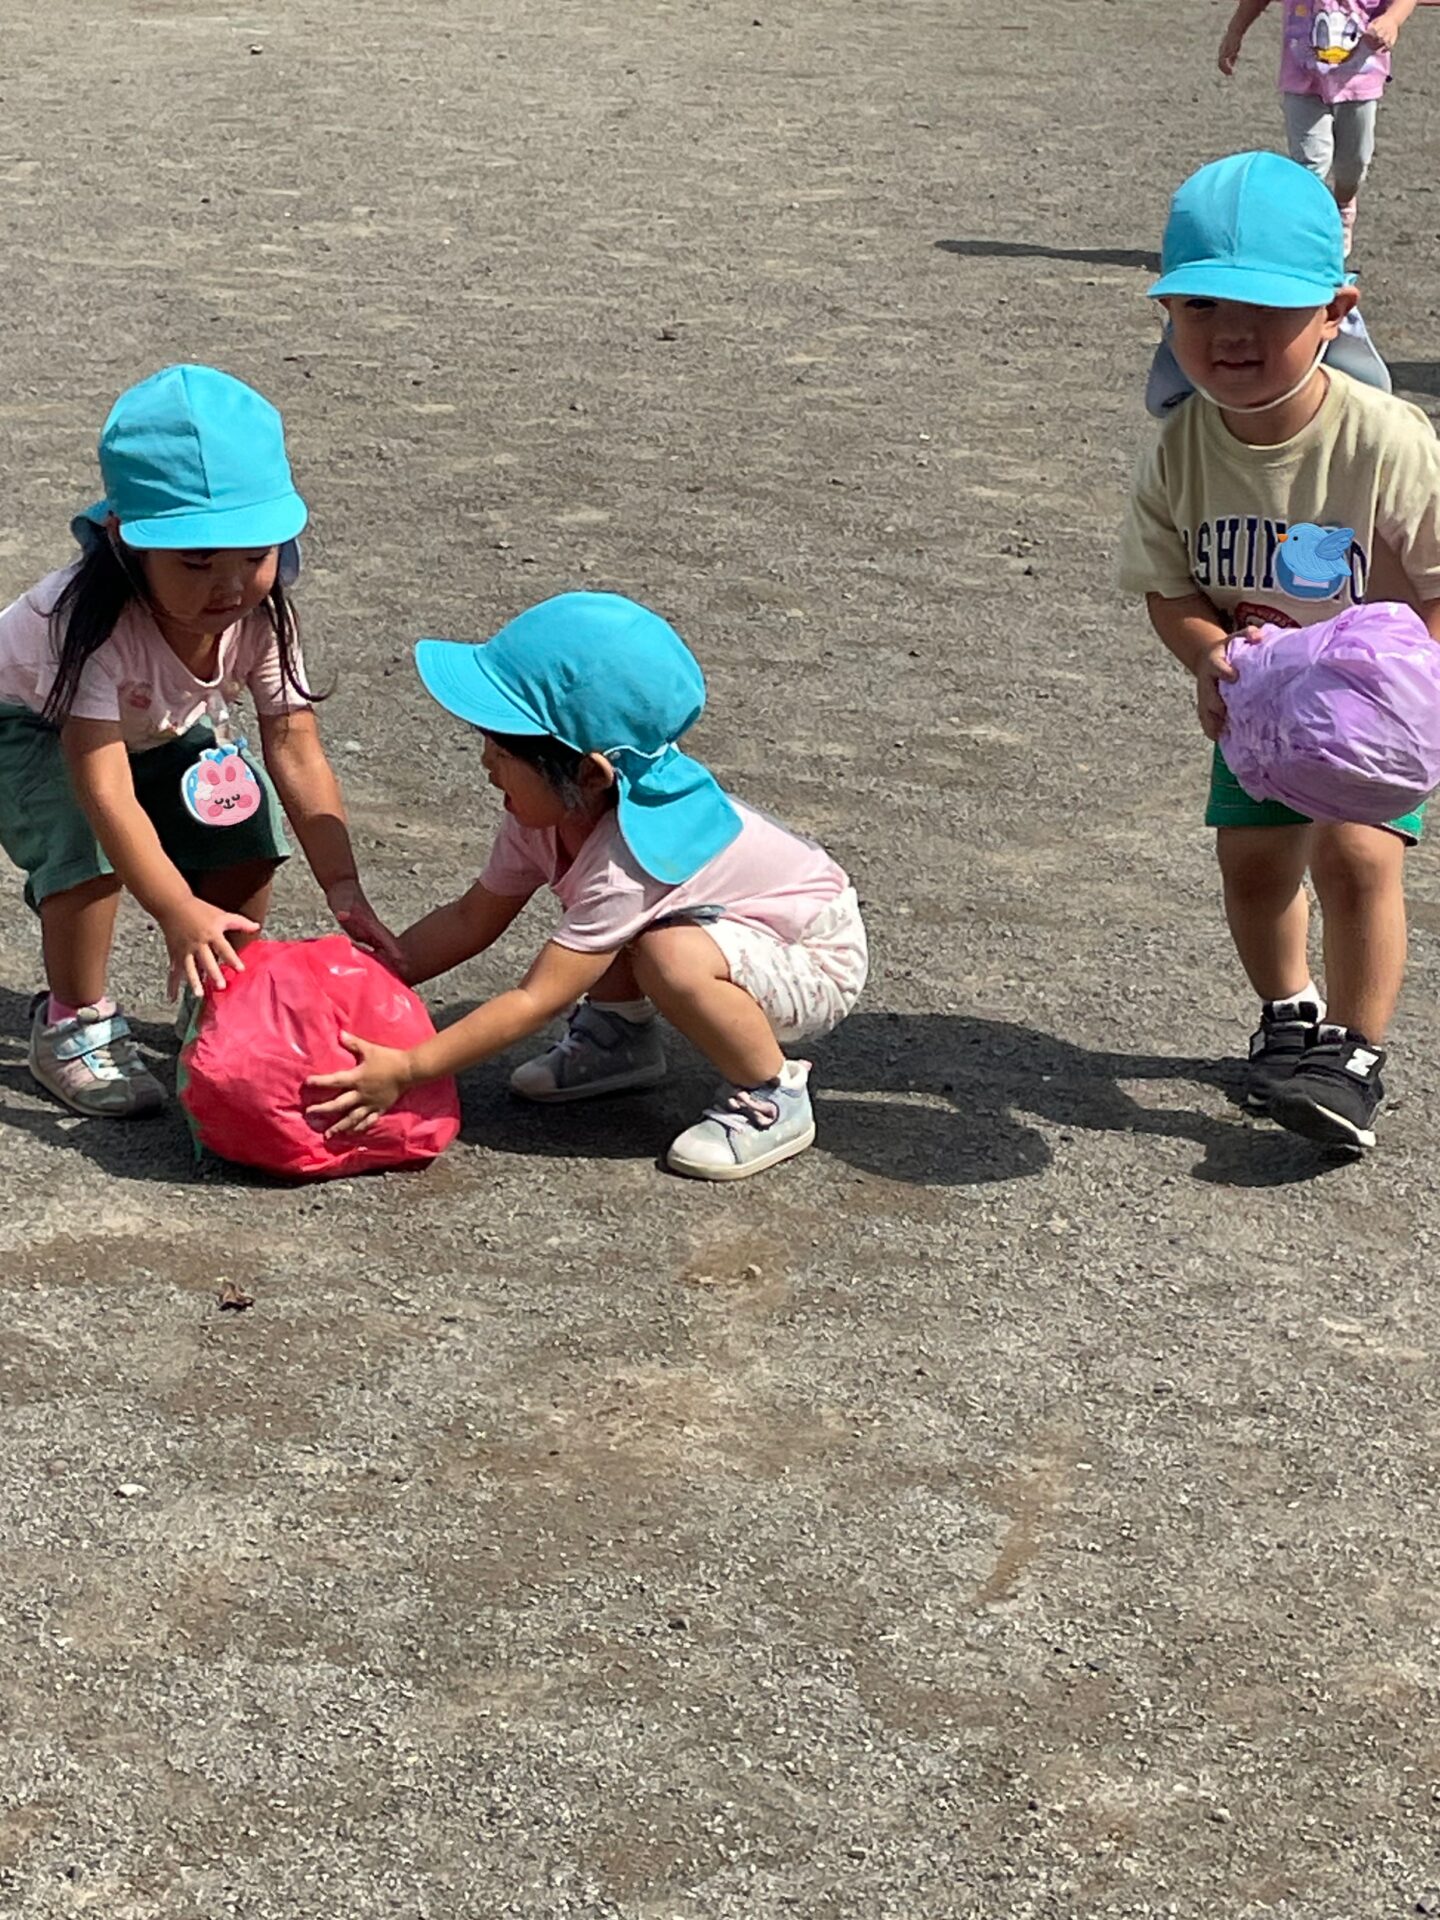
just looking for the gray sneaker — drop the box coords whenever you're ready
[666,1059,815,1181]
[510,1001,667,1103]
[28,992,166,1118]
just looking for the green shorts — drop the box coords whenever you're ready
[1205,745,1425,846]
[0,704,290,911]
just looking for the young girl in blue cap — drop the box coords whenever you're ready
[306,591,868,1180]
[0,363,398,1118]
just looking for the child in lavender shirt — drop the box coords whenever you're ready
[1219,0,1421,256]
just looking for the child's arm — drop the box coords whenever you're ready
[257,709,403,970]
[397,882,530,985]
[1146,591,1240,742]
[1421,598,1440,643]
[1219,0,1272,72]
[62,720,258,996]
[305,935,614,1134]
[1366,0,1419,52]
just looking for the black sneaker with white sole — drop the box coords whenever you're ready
[1268,1029,1385,1151]
[1243,996,1323,1112]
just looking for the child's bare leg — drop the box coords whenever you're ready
[587,949,643,1002]
[1309,823,1406,1040]
[192,859,277,951]
[1216,825,1313,1001]
[632,924,783,1085]
[39,874,124,1007]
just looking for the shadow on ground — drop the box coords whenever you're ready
[440,1002,1348,1193]
[935,237,1160,272]
[0,985,1347,1192]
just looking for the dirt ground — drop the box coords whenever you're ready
[1,2,1439,1915]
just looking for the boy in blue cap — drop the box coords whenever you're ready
[306,592,868,1180]
[1118,152,1440,1152]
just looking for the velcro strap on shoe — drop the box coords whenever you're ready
[54,1014,132,1062]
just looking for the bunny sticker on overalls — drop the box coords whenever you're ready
[181,742,264,826]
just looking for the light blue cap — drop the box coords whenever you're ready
[70,364,308,559]
[416,592,743,886]
[1148,152,1347,308]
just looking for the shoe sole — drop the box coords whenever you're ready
[1267,1090,1374,1152]
[666,1121,816,1182]
[510,1061,669,1105]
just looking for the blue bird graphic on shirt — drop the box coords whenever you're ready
[1274,522,1354,601]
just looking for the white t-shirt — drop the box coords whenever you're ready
[0,566,311,750]
[480,797,850,954]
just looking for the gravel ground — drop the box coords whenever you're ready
[1,2,1439,1915]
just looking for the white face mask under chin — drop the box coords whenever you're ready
[1191,346,1327,416]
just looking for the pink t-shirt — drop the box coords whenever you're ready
[0,566,311,751]
[1279,0,1390,102]
[480,797,850,954]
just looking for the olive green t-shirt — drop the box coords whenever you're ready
[1118,369,1440,629]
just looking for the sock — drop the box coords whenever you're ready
[47,993,115,1026]
[1266,982,1322,1020]
[589,996,655,1024]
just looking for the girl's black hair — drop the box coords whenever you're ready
[42,537,319,727]
[481,729,588,807]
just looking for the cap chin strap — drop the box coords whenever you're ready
[1192,347,1327,415]
[605,741,676,763]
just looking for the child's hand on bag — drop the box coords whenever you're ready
[304,1032,413,1136]
[1195,639,1239,741]
[327,878,406,974]
[162,899,259,999]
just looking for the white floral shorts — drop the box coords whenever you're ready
[705,887,868,1045]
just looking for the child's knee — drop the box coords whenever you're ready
[1310,825,1404,905]
[631,923,727,994]
[1215,827,1306,903]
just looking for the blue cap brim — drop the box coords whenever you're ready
[414,638,548,736]
[70,501,303,584]
[1148,262,1341,307]
[117,492,308,551]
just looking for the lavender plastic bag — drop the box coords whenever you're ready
[1222,604,1440,825]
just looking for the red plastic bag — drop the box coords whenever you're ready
[178,936,461,1180]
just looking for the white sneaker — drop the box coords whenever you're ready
[28,992,166,1118]
[666,1059,815,1181]
[510,1001,668,1103]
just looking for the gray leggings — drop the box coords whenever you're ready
[1282,92,1379,199]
